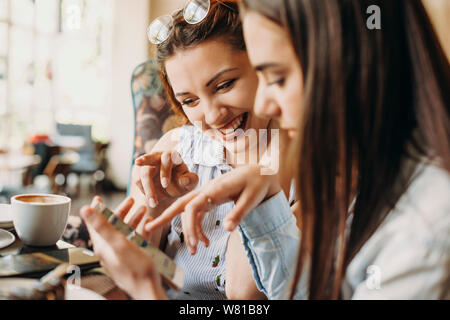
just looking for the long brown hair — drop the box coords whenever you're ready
[155,0,245,122]
[241,0,450,299]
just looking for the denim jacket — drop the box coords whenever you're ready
[238,191,305,299]
[238,163,450,299]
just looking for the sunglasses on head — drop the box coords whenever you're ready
[147,0,235,45]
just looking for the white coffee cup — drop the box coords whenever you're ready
[11,194,71,246]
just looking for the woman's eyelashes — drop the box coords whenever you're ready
[179,78,238,107]
[181,97,199,107]
[267,76,285,87]
[258,69,286,88]
[215,78,237,93]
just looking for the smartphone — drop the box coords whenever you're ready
[90,198,185,290]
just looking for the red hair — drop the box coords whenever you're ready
[156,0,244,121]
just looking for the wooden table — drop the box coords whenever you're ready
[0,153,41,172]
[0,152,41,187]
[0,229,127,300]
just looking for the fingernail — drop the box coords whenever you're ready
[179,177,190,187]
[81,207,95,220]
[161,177,169,188]
[171,151,182,165]
[187,236,197,247]
[149,198,157,208]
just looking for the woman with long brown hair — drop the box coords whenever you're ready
[149,0,450,299]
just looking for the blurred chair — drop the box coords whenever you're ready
[55,123,109,197]
[56,124,98,174]
[29,143,61,181]
[43,151,79,194]
[128,59,185,194]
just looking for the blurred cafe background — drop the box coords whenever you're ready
[0,0,449,218]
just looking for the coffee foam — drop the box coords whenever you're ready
[15,195,65,204]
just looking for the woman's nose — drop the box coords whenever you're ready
[203,102,226,126]
[254,89,281,119]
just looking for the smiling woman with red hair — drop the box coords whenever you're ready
[81,0,273,300]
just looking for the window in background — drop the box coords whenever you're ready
[0,0,113,152]
[0,0,8,119]
[55,0,113,142]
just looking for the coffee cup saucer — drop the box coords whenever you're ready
[0,229,15,249]
[0,204,13,229]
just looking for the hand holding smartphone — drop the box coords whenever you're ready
[89,197,185,290]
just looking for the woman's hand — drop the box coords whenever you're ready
[135,151,199,209]
[109,196,153,241]
[145,165,281,254]
[79,197,167,300]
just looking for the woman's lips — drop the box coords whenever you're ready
[217,113,248,141]
[219,113,245,134]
